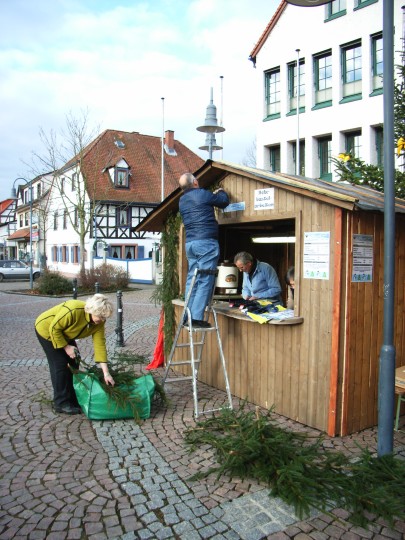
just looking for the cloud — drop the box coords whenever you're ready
[0,0,279,199]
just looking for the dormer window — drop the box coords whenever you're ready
[115,168,129,188]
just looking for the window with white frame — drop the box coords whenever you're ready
[314,51,332,105]
[292,141,305,176]
[60,177,65,194]
[53,211,58,231]
[374,126,384,167]
[268,146,281,172]
[355,0,378,8]
[264,68,281,118]
[342,41,362,98]
[117,207,130,226]
[24,212,29,226]
[63,209,68,229]
[115,168,129,188]
[288,60,305,113]
[326,0,346,18]
[371,33,383,91]
[318,136,332,181]
[72,172,77,191]
[36,183,41,199]
[345,130,362,158]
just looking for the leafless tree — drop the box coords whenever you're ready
[28,109,103,271]
[241,138,257,168]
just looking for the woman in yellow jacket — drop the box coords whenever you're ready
[35,294,115,415]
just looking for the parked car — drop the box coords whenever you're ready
[0,260,41,281]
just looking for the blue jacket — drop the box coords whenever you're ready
[242,260,282,300]
[179,188,229,242]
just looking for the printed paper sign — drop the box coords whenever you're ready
[352,234,373,282]
[254,188,274,210]
[303,231,330,280]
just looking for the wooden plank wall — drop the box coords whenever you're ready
[173,173,337,432]
[342,212,405,434]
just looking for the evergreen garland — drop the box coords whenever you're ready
[184,405,405,527]
[151,211,181,357]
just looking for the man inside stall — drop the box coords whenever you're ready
[234,251,282,303]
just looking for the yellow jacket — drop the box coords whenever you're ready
[35,300,108,363]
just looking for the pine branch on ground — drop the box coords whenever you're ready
[184,405,405,527]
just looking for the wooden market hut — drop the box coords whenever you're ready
[135,160,405,436]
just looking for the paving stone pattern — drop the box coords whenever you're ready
[1,286,405,539]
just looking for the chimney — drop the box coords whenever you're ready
[165,130,174,150]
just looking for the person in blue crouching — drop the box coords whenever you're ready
[234,251,282,303]
[178,172,229,328]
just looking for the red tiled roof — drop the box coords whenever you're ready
[8,227,30,240]
[0,199,14,213]
[249,1,287,65]
[61,129,204,204]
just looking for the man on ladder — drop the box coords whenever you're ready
[178,172,229,328]
[163,172,232,418]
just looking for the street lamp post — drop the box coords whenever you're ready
[11,177,33,289]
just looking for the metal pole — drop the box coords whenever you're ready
[116,290,124,347]
[220,75,224,159]
[29,185,33,289]
[378,0,395,457]
[161,97,165,202]
[72,278,78,299]
[296,48,300,176]
[95,282,100,294]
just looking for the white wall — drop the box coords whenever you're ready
[254,0,403,180]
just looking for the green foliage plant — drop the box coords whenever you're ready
[333,58,405,199]
[36,269,73,295]
[151,212,181,357]
[184,405,405,527]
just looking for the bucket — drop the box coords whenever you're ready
[215,261,239,295]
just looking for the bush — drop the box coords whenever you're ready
[36,270,73,295]
[79,263,129,292]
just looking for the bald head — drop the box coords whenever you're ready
[179,173,198,191]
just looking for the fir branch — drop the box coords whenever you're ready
[184,405,405,527]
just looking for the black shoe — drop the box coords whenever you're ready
[185,319,211,328]
[53,404,82,415]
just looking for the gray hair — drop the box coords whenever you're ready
[179,172,197,190]
[233,251,253,265]
[84,294,114,319]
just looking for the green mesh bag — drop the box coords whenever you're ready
[73,372,155,420]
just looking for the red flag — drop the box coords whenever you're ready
[146,310,164,370]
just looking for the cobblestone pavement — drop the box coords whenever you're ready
[1,285,405,540]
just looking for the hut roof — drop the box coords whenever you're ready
[133,160,405,233]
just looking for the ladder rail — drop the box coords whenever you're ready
[162,266,233,419]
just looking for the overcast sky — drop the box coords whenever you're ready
[0,0,281,201]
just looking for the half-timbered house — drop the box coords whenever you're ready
[45,129,203,278]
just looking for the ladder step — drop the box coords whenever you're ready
[167,359,201,366]
[196,405,233,417]
[183,325,217,332]
[175,342,205,348]
[164,376,194,383]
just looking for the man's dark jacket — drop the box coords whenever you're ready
[179,188,229,242]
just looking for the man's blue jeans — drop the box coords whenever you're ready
[185,239,220,321]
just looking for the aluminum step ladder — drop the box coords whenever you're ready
[162,267,233,419]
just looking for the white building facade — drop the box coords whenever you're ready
[251,0,403,180]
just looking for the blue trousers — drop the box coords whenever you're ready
[185,239,220,321]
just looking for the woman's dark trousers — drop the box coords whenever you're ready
[35,331,80,408]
